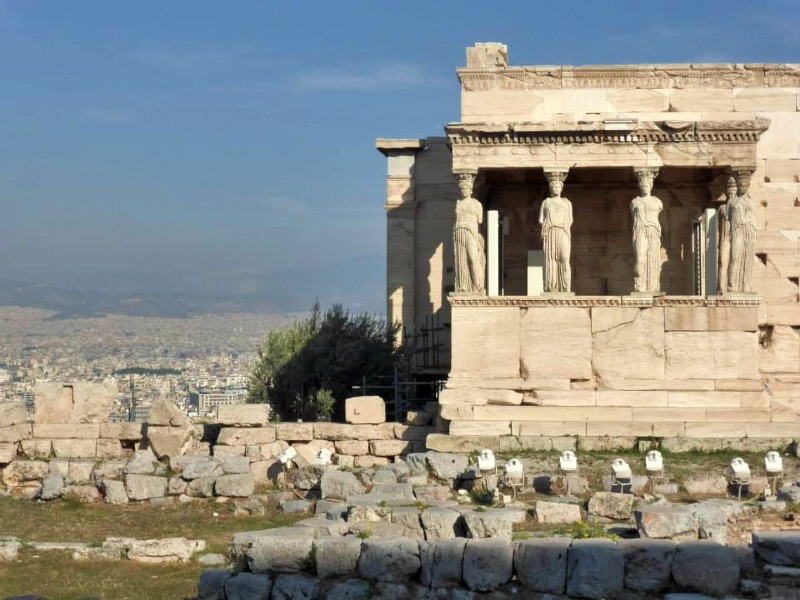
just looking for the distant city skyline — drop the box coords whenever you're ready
[0,1,798,312]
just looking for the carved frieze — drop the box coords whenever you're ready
[448,295,761,308]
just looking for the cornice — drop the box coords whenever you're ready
[448,295,761,308]
[457,64,800,91]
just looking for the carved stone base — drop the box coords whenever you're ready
[629,291,665,298]
[541,292,575,298]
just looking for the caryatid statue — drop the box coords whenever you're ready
[716,176,736,295]
[453,173,486,293]
[630,168,664,293]
[727,170,758,293]
[539,170,573,293]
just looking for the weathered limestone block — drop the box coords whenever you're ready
[275,423,313,441]
[421,507,463,539]
[450,306,520,379]
[413,485,452,504]
[219,456,250,475]
[68,461,95,482]
[3,459,49,487]
[95,439,123,459]
[187,477,217,498]
[292,465,325,490]
[19,439,50,459]
[224,573,272,600]
[760,325,800,373]
[0,423,31,443]
[293,516,347,537]
[99,422,143,441]
[147,425,193,460]
[665,306,758,332]
[246,440,288,462]
[620,538,676,593]
[61,485,102,503]
[393,424,432,441]
[439,387,522,407]
[124,474,167,500]
[0,402,28,427]
[671,541,740,596]
[124,449,159,475]
[566,539,624,600]
[592,307,665,380]
[313,537,362,578]
[683,475,729,496]
[514,537,570,594]
[691,499,751,543]
[174,456,223,480]
[0,537,22,561]
[50,439,96,459]
[358,537,420,583]
[345,395,386,424]
[147,399,190,427]
[217,427,276,446]
[40,473,65,500]
[449,420,511,436]
[521,307,591,380]
[390,506,425,540]
[426,452,469,480]
[127,537,205,563]
[753,531,800,566]
[536,500,582,524]
[247,528,315,573]
[216,404,269,427]
[0,442,16,463]
[734,87,797,112]
[333,440,369,455]
[250,459,282,485]
[215,474,255,497]
[419,539,466,588]
[212,445,246,457]
[462,538,513,592]
[34,423,100,439]
[312,423,394,441]
[34,380,115,424]
[99,479,129,505]
[369,439,412,456]
[636,505,698,541]
[588,492,635,520]
[463,508,515,540]
[665,331,759,379]
[270,574,318,600]
[320,471,364,500]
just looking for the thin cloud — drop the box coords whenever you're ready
[294,62,444,92]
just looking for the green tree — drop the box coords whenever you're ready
[248,302,396,422]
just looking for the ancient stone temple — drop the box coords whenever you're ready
[376,43,800,450]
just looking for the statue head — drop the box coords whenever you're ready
[735,171,752,196]
[545,171,566,198]
[726,176,737,199]
[456,173,475,199]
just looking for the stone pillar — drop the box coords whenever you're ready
[453,171,486,295]
[377,139,426,342]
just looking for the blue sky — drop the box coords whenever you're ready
[0,1,797,311]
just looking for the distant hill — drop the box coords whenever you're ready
[0,257,385,319]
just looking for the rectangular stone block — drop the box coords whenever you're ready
[473,405,631,422]
[631,408,706,422]
[520,307,592,380]
[598,379,715,391]
[734,87,797,112]
[450,306,520,379]
[20,439,51,458]
[425,433,501,453]
[586,421,685,437]
[216,404,269,427]
[275,423,314,441]
[664,307,758,332]
[0,423,31,443]
[667,392,742,408]
[607,89,669,112]
[670,88,733,111]
[99,422,143,441]
[216,427,276,446]
[393,424,432,441]
[96,438,123,459]
[312,423,395,441]
[684,422,749,437]
[345,396,386,424]
[665,331,759,380]
[714,380,765,392]
[213,445,246,457]
[0,442,16,463]
[34,423,100,440]
[439,388,522,406]
[448,420,511,436]
[596,391,668,407]
[512,421,588,437]
[740,392,771,408]
[368,439,413,456]
[0,402,28,428]
[334,440,369,455]
[765,159,800,183]
[52,439,97,458]
[706,408,770,422]
[534,391,596,406]
[439,405,474,421]
[592,307,665,380]
[746,422,800,437]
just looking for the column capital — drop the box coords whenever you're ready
[543,169,569,183]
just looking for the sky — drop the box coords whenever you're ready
[0,1,798,312]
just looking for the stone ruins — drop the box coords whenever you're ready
[378,42,800,451]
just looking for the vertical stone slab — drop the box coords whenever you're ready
[592,307,665,380]
[520,307,591,380]
[566,539,624,600]
[450,305,520,379]
[514,537,570,593]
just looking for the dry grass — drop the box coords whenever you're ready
[0,497,300,599]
